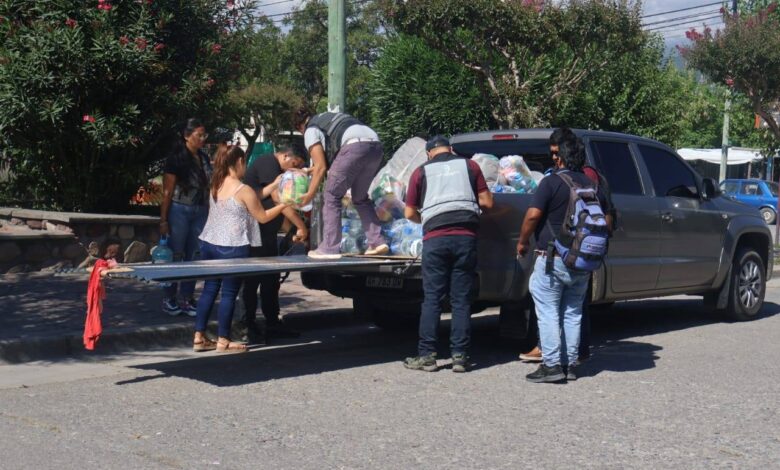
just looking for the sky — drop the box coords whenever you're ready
[257,0,727,47]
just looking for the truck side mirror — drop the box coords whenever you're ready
[702,178,721,200]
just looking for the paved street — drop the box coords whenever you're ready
[1,276,780,469]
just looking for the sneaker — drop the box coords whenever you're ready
[307,249,342,260]
[519,346,542,362]
[525,364,566,383]
[451,353,471,373]
[180,299,198,317]
[162,298,181,316]
[403,353,438,372]
[565,363,579,381]
[364,244,390,256]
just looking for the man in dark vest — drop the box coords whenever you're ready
[403,136,494,373]
[293,109,389,259]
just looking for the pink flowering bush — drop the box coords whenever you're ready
[0,0,258,211]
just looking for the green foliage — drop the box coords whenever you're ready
[226,81,303,156]
[0,0,256,211]
[682,3,780,150]
[278,0,387,121]
[387,0,645,128]
[367,34,494,153]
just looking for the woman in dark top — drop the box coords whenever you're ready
[159,118,212,316]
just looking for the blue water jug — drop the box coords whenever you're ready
[151,237,173,287]
[151,237,174,264]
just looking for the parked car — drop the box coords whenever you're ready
[719,179,779,224]
[302,129,773,332]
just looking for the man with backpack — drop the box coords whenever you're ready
[517,133,610,383]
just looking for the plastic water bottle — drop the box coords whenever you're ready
[151,236,174,287]
[340,235,360,254]
[409,239,423,258]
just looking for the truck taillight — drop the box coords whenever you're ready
[492,134,517,140]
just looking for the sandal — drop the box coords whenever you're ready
[193,336,217,352]
[216,338,248,354]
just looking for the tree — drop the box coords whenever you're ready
[386,0,645,128]
[682,3,780,149]
[278,0,386,120]
[367,34,494,152]
[221,19,303,155]
[226,82,302,156]
[0,0,258,212]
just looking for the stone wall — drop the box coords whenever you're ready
[0,208,161,274]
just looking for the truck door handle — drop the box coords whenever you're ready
[661,213,674,223]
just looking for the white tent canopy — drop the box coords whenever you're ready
[677,147,763,166]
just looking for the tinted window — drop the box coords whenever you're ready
[639,145,699,198]
[769,182,779,197]
[740,183,762,196]
[720,181,739,195]
[589,141,643,195]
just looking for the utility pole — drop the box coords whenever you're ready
[719,0,739,182]
[327,0,346,113]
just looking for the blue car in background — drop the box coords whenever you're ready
[720,179,779,224]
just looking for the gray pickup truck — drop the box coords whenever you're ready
[302,129,773,335]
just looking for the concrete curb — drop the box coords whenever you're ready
[0,322,194,364]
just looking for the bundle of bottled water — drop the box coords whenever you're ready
[339,186,423,257]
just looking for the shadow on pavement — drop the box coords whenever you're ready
[114,298,780,387]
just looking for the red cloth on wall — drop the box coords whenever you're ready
[83,259,111,350]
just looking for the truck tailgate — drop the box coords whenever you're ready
[110,255,410,283]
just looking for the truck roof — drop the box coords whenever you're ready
[450,128,668,148]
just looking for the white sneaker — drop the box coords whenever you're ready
[307,250,342,260]
[364,244,390,256]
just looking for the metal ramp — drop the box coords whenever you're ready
[109,255,411,283]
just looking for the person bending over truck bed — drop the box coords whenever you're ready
[403,136,494,373]
[293,108,389,259]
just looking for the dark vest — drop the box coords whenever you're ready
[306,112,363,166]
[419,153,480,233]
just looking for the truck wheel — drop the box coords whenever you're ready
[759,207,776,225]
[723,247,765,321]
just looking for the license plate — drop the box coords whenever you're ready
[366,276,403,289]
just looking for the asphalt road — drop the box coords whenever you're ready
[2,280,780,468]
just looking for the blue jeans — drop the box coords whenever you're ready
[194,241,250,338]
[418,235,477,356]
[164,202,208,300]
[530,255,590,367]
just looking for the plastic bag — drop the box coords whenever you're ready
[498,155,538,194]
[371,174,407,222]
[472,154,504,188]
[369,137,427,194]
[279,170,311,206]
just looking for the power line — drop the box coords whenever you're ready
[640,1,724,19]
[263,0,369,24]
[258,0,299,7]
[643,9,721,27]
[647,14,724,32]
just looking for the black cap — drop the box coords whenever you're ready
[426,135,450,152]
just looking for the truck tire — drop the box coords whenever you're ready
[759,207,776,225]
[722,247,766,321]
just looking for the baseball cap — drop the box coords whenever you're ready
[425,135,450,152]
